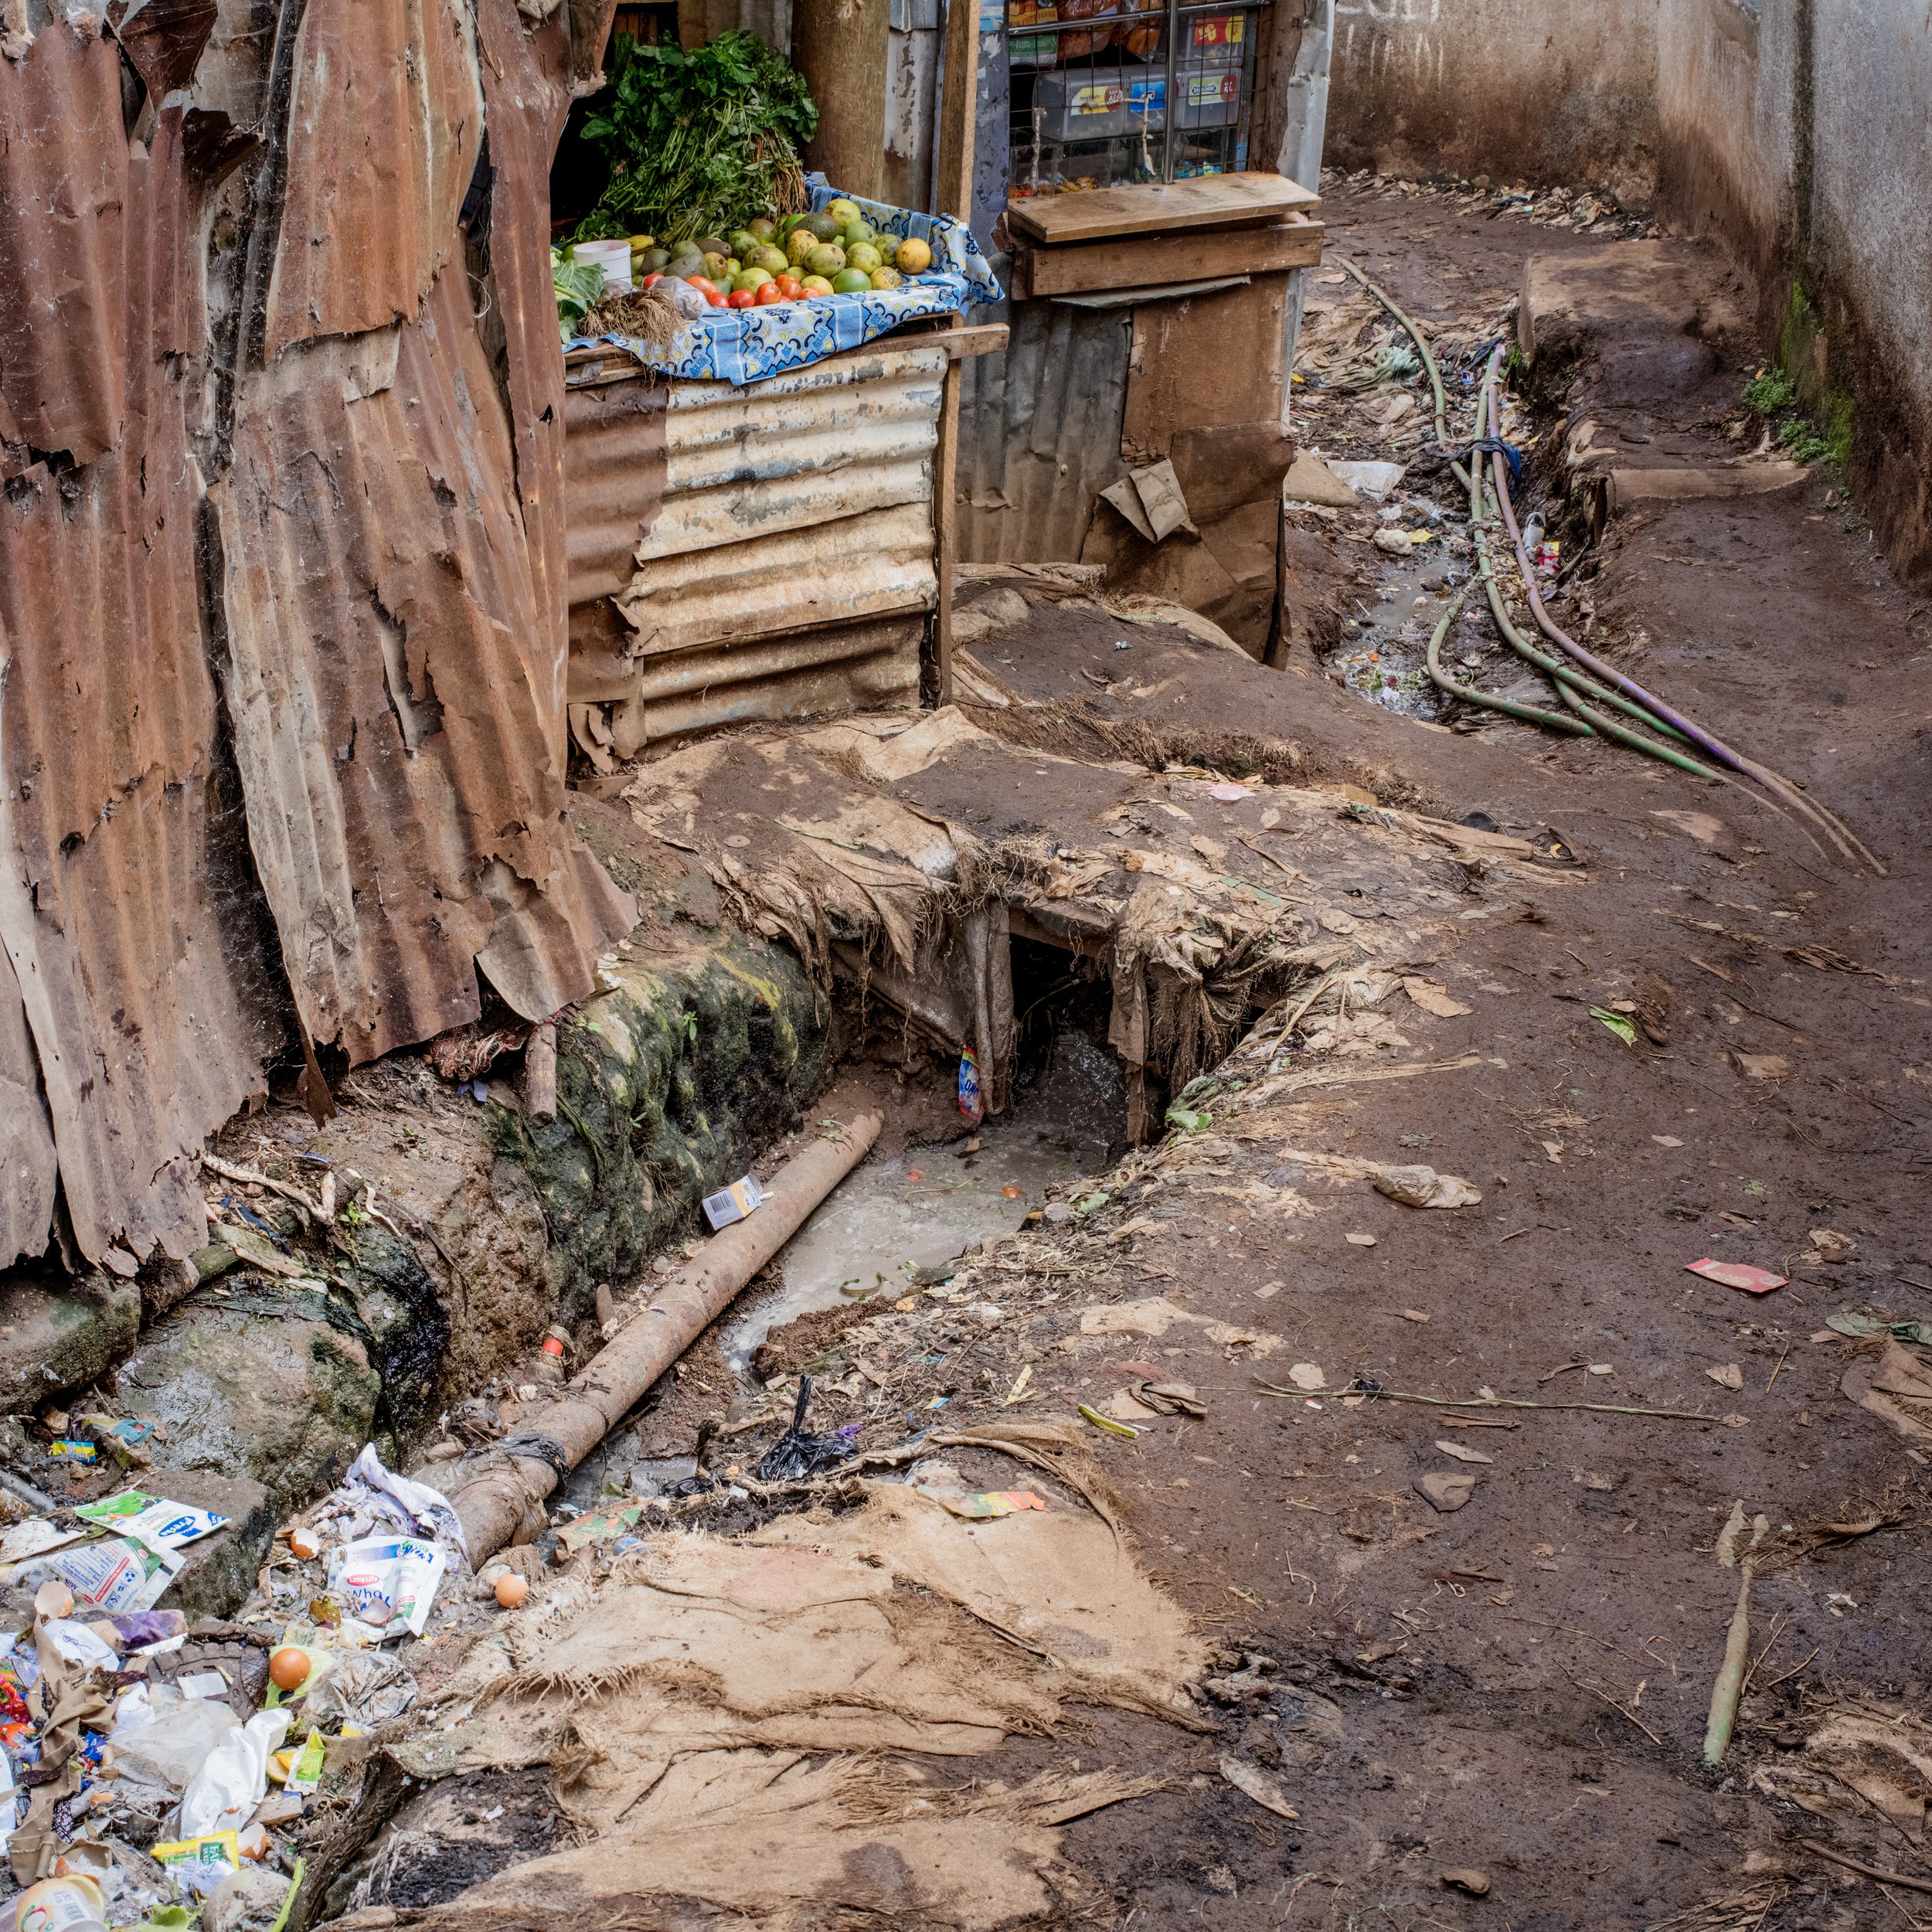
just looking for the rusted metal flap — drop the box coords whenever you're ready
[563,377,669,607]
[474,0,580,760]
[219,265,632,1063]
[0,22,126,476]
[0,70,273,1267]
[106,0,218,100]
[264,0,485,358]
[0,951,58,1273]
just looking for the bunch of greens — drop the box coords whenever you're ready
[577,32,818,247]
[551,247,606,342]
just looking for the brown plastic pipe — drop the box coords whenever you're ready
[424,1083,884,1562]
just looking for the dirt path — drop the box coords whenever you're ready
[331,185,1932,1932]
[828,186,1932,1928]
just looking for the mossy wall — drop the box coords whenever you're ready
[492,934,835,1342]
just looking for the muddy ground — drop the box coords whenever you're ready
[284,180,1932,1932]
[614,184,1931,1929]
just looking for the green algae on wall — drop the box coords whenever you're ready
[493,934,834,1338]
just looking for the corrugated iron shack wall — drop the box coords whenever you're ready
[563,346,944,760]
[0,0,634,1270]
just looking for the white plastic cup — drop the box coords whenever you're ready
[573,239,634,298]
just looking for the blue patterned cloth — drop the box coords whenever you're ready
[569,178,1002,386]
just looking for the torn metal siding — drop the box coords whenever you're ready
[564,377,668,607]
[211,0,631,1066]
[0,22,128,474]
[0,41,276,1267]
[264,0,485,358]
[474,0,581,758]
[0,1,630,1264]
[216,266,632,1063]
[563,346,942,756]
[957,299,1132,563]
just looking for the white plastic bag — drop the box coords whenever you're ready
[177,1709,291,1840]
[111,1689,239,1791]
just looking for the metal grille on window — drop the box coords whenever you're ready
[1006,0,1266,201]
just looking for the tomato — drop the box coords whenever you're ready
[754,281,788,306]
[685,276,720,301]
[774,274,802,298]
[726,288,756,308]
[642,273,662,290]
[705,289,727,307]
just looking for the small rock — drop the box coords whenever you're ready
[1434,1439,1493,1464]
[0,1268,140,1410]
[1706,1363,1744,1390]
[151,1467,277,1621]
[1345,1232,1377,1247]
[1440,1869,1491,1896]
[1374,1164,1481,1209]
[1286,1362,1325,1391]
[1043,1202,1073,1226]
[1416,1471,1478,1512]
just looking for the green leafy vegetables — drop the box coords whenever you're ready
[551,248,606,342]
[578,32,818,247]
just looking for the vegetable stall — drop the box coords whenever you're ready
[551,28,1001,772]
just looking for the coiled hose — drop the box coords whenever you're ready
[1337,256,1878,868]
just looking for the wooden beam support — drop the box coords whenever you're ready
[1011,216,1325,298]
[793,0,891,201]
[929,0,979,710]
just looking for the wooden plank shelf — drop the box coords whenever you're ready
[1010,213,1323,298]
[1005,170,1320,246]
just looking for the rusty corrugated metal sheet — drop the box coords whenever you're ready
[601,617,924,757]
[216,264,633,1064]
[957,296,1133,563]
[209,0,631,1067]
[0,22,127,475]
[621,502,937,658]
[263,0,484,357]
[641,347,946,560]
[0,0,631,1265]
[565,376,668,608]
[563,345,943,756]
[0,27,279,1268]
[474,0,587,758]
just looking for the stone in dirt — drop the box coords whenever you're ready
[117,1294,380,1515]
[0,1269,138,1409]
[1416,1471,1478,1512]
[1373,1163,1482,1209]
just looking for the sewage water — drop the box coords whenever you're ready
[722,1029,1127,1373]
[555,1022,1128,1514]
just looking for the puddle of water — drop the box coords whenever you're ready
[1334,533,1462,719]
[722,1029,1124,1373]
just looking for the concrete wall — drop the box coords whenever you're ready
[1321,0,1932,584]
[1324,0,1662,206]
[1658,0,1932,585]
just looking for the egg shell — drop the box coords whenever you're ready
[495,1573,530,1610]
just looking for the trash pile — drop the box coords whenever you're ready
[0,1447,468,1932]
[1319,165,1657,239]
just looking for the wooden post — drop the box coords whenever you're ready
[930,0,979,707]
[793,0,892,202]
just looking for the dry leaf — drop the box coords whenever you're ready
[1403,976,1474,1019]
